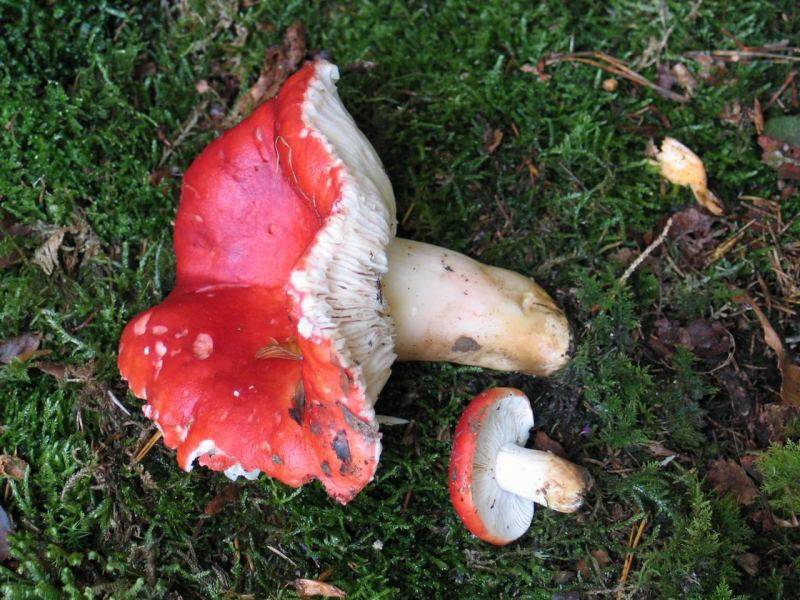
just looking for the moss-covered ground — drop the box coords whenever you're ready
[1,1,799,598]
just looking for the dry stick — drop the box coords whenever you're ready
[133,430,163,463]
[545,52,690,103]
[617,518,648,600]
[618,217,674,285]
[685,50,800,63]
[766,70,797,109]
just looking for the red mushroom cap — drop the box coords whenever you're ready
[119,60,396,503]
[449,388,535,545]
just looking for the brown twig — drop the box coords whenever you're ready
[133,430,163,464]
[617,518,647,600]
[685,49,800,63]
[766,70,797,110]
[545,52,690,103]
[618,217,674,285]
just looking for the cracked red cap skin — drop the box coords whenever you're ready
[118,60,384,503]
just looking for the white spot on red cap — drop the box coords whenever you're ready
[144,346,150,356]
[175,328,188,339]
[133,313,151,336]
[152,325,168,335]
[192,333,213,359]
[155,341,167,357]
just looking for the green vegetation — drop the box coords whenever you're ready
[1,1,798,598]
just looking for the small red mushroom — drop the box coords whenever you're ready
[449,388,592,545]
[119,60,571,503]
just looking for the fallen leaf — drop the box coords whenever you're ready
[591,549,610,568]
[672,63,697,97]
[0,455,28,480]
[733,294,800,406]
[739,454,762,483]
[752,99,764,135]
[758,115,800,180]
[519,59,549,81]
[754,403,800,446]
[533,431,567,458]
[204,484,241,516]
[707,459,759,505]
[293,578,346,598]
[652,137,724,214]
[482,128,503,154]
[720,100,743,127]
[0,504,11,560]
[226,21,307,125]
[716,367,752,417]
[32,228,66,275]
[653,318,732,359]
[0,333,41,364]
[669,206,713,239]
[735,553,760,576]
[749,508,776,532]
[575,558,589,576]
[666,206,724,263]
[36,360,96,382]
[657,63,676,93]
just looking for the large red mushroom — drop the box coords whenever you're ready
[119,60,571,503]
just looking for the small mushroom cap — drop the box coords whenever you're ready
[449,388,535,545]
[119,60,396,503]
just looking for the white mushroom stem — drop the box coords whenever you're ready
[494,444,592,513]
[383,238,571,376]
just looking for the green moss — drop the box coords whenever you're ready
[1,0,798,597]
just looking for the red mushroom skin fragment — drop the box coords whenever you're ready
[119,60,394,504]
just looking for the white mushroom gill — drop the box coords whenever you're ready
[471,392,535,542]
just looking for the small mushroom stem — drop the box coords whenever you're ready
[494,443,592,512]
[383,238,571,376]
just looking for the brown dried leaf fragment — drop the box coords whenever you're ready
[707,459,759,505]
[483,128,503,154]
[0,333,41,364]
[226,21,307,125]
[204,484,241,516]
[672,63,697,97]
[652,138,724,214]
[293,578,346,598]
[591,549,610,568]
[754,403,800,446]
[0,455,28,479]
[735,553,760,576]
[32,228,66,275]
[653,318,732,359]
[733,294,800,406]
[758,135,800,180]
[533,431,567,458]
